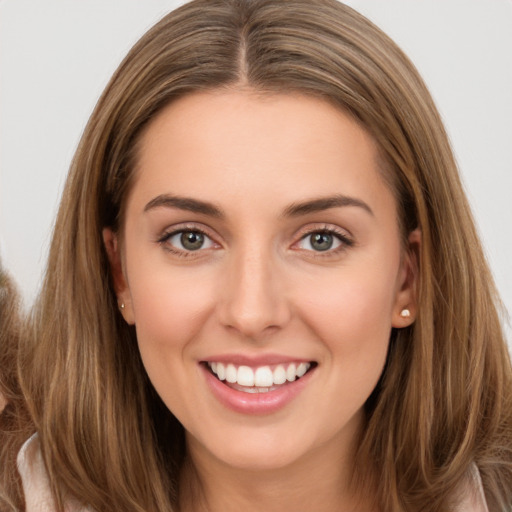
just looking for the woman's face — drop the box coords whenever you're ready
[105,90,417,472]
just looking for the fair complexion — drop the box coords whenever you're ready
[104,90,418,512]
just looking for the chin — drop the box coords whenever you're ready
[215,446,304,472]
[190,424,326,473]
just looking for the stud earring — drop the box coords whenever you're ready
[400,308,411,318]
[120,303,125,310]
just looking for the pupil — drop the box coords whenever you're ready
[181,231,204,250]
[311,232,333,251]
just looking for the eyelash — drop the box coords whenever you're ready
[157,224,354,257]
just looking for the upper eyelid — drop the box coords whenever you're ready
[158,222,217,240]
[294,223,353,240]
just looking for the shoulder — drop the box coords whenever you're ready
[17,434,56,512]
[451,464,489,512]
[17,434,91,512]
[17,434,490,512]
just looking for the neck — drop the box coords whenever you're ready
[178,434,376,512]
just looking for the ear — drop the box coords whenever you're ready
[102,228,135,325]
[392,228,421,328]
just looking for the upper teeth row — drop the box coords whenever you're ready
[208,362,311,387]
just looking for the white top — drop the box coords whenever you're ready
[18,434,489,511]
[17,435,90,512]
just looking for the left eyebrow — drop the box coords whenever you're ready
[283,194,374,217]
[143,194,224,218]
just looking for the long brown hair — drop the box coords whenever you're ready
[12,0,512,510]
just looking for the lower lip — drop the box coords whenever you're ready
[202,364,315,415]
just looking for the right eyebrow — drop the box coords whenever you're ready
[282,194,374,218]
[143,194,225,218]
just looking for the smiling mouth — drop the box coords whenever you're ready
[204,361,317,393]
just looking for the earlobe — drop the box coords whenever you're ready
[102,228,135,325]
[392,228,421,328]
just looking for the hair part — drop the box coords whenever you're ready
[13,1,512,510]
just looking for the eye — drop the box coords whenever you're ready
[296,230,351,252]
[164,230,216,252]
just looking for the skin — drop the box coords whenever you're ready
[104,90,419,511]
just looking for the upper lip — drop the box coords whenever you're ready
[200,353,316,367]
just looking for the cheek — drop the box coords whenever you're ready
[296,255,399,361]
[127,264,217,358]
[126,265,220,418]
[299,267,397,416]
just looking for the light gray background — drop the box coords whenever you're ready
[1,1,511,345]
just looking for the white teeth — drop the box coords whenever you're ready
[254,366,273,387]
[273,365,287,385]
[286,363,297,382]
[225,364,237,383]
[237,366,254,386]
[216,363,226,381]
[296,362,308,378]
[208,361,312,388]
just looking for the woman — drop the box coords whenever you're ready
[4,0,511,510]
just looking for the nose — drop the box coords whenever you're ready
[217,245,291,340]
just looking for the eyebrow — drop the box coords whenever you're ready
[144,194,224,218]
[283,194,374,217]
[143,193,373,219]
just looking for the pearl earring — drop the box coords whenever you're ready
[400,308,410,318]
[120,303,125,310]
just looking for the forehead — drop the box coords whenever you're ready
[128,90,396,220]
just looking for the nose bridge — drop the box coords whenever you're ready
[219,240,289,338]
